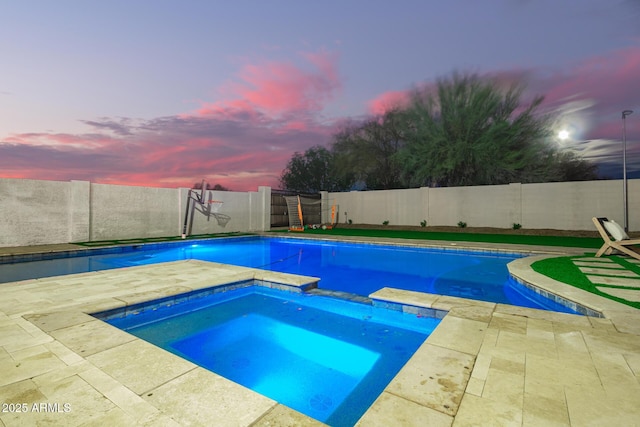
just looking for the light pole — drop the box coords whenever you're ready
[623,110,634,232]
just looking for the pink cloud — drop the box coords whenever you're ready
[196,50,341,118]
[535,46,640,114]
[0,109,336,192]
[4,132,117,150]
[0,50,344,191]
[367,90,412,115]
[192,99,261,121]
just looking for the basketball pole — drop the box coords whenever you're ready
[182,179,208,239]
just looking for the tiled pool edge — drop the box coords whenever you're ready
[507,258,603,318]
[91,277,318,322]
[508,255,640,335]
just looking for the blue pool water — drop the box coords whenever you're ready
[99,285,440,426]
[1,236,577,313]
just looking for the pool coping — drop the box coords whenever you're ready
[507,255,640,335]
[2,238,640,425]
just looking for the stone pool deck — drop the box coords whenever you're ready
[1,239,639,426]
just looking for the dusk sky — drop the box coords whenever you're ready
[1,0,639,191]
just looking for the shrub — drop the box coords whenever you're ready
[457,221,467,228]
[383,220,389,226]
[348,219,353,225]
[420,220,427,227]
[512,223,522,230]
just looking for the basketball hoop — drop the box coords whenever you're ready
[208,200,229,227]
[207,200,224,213]
[182,181,228,238]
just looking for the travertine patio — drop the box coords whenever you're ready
[1,239,639,426]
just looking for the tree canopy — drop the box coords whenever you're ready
[398,73,552,187]
[279,73,598,193]
[192,182,230,191]
[332,110,405,190]
[279,145,348,193]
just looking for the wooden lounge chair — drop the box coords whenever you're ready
[592,217,640,259]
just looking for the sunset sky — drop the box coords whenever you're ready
[1,0,639,191]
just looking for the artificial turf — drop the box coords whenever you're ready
[531,255,640,310]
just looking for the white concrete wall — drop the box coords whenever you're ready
[328,179,640,231]
[520,180,638,231]
[253,186,272,231]
[3,177,637,247]
[1,179,272,247]
[331,188,425,226]
[69,181,91,243]
[90,183,178,241]
[429,183,521,228]
[0,178,72,246]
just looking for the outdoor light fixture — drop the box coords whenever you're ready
[622,110,634,232]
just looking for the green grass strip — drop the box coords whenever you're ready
[531,255,640,310]
[270,228,602,249]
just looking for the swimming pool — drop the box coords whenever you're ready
[96,284,441,426]
[1,236,576,312]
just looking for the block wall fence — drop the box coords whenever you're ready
[1,178,638,247]
[324,179,640,232]
[0,178,271,247]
